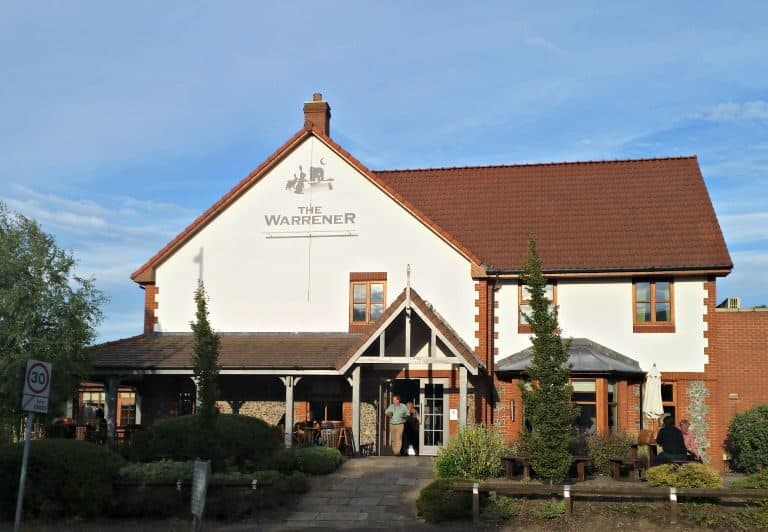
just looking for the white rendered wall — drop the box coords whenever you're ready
[154,136,476,345]
[496,278,708,372]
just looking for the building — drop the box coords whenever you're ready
[81,94,767,465]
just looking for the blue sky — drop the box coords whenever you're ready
[1,2,766,342]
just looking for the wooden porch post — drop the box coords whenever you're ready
[281,376,295,448]
[459,366,468,428]
[104,376,119,445]
[351,366,361,454]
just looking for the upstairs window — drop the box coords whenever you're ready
[633,279,674,332]
[518,281,557,333]
[349,273,386,331]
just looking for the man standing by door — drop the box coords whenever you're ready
[385,395,409,456]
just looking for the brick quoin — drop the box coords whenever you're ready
[143,284,159,334]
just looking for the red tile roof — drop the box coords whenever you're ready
[375,156,732,272]
[90,333,361,370]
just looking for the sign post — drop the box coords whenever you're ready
[14,359,52,532]
[191,459,210,532]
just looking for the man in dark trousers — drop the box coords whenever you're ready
[654,414,688,465]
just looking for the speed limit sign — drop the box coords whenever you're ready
[21,359,53,414]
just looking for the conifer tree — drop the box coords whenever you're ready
[519,239,578,484]
[190,279,220,422]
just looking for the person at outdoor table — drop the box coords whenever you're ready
[654,414,688,465]
[385,394,409,456]
[295,413,319,444]
[679,419,701,461]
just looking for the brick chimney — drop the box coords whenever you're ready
[303,93,331,136]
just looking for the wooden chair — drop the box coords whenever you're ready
[320,428,341,449]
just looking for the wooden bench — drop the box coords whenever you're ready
[502,455,590,482]
[455,480,768,525]
[571,456,589,482]
[501,456,532,480]
[610,443,655,481]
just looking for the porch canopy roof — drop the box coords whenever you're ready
[495,338,644,376]
[90,332,362,372]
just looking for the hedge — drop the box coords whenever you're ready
[645,463,722,488]
[726,404,768,473]
[0,439,125,519]
[111,467,308,519]
[129,414,281,471]
[416,479,472,522]
[294,446,343,475]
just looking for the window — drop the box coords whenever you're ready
[570,378,619,435]
[572,380,597,433]
[518,281,556,333]
[349,273,386,331]
[119,391,136,427]
[310,400,342,421]
[661,381,676,422]
[633,279,674,332]
[607,380,618,433]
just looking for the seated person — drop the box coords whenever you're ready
[679,419,702,462]
[654,415,689,465]
[295,413,320,444]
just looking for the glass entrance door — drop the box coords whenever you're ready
[421,381,448,456]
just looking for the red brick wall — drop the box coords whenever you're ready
[474,280,498,425]
[495,376,524,443]
[705,295,768,469]
[143,284,158,333]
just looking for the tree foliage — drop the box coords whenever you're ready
[519,239,578,484]
[190,279,220,422]
[0,202,105,423]
[726,404,768,473]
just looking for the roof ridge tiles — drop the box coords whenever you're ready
[373,154,698,174]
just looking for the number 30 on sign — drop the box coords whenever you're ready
[21,359,53,414]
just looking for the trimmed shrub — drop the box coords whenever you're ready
[586,432,635,476]
[129,414,281,471]
[645,463,722,488]
[416,479,472,522]
[295,446,342,475]
[119,459,192,481]
[726,404,768,473]
[730,468,768,489]
[435,424,505,479]
[273,447,298,473]
[0,439,125,519]
[481,492,521,521]
[533,500,565,519]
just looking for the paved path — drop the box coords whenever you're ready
[236,456,439,531]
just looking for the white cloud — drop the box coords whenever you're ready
[701,100,768,122]
[719,212,768,245]
[524,36,572,57]
[718,250,768,307]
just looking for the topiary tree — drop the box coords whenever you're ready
[190,279,220,422]
[726,404,768,473]
[519,239,578,484]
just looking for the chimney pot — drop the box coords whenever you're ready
[303,93,331,136]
